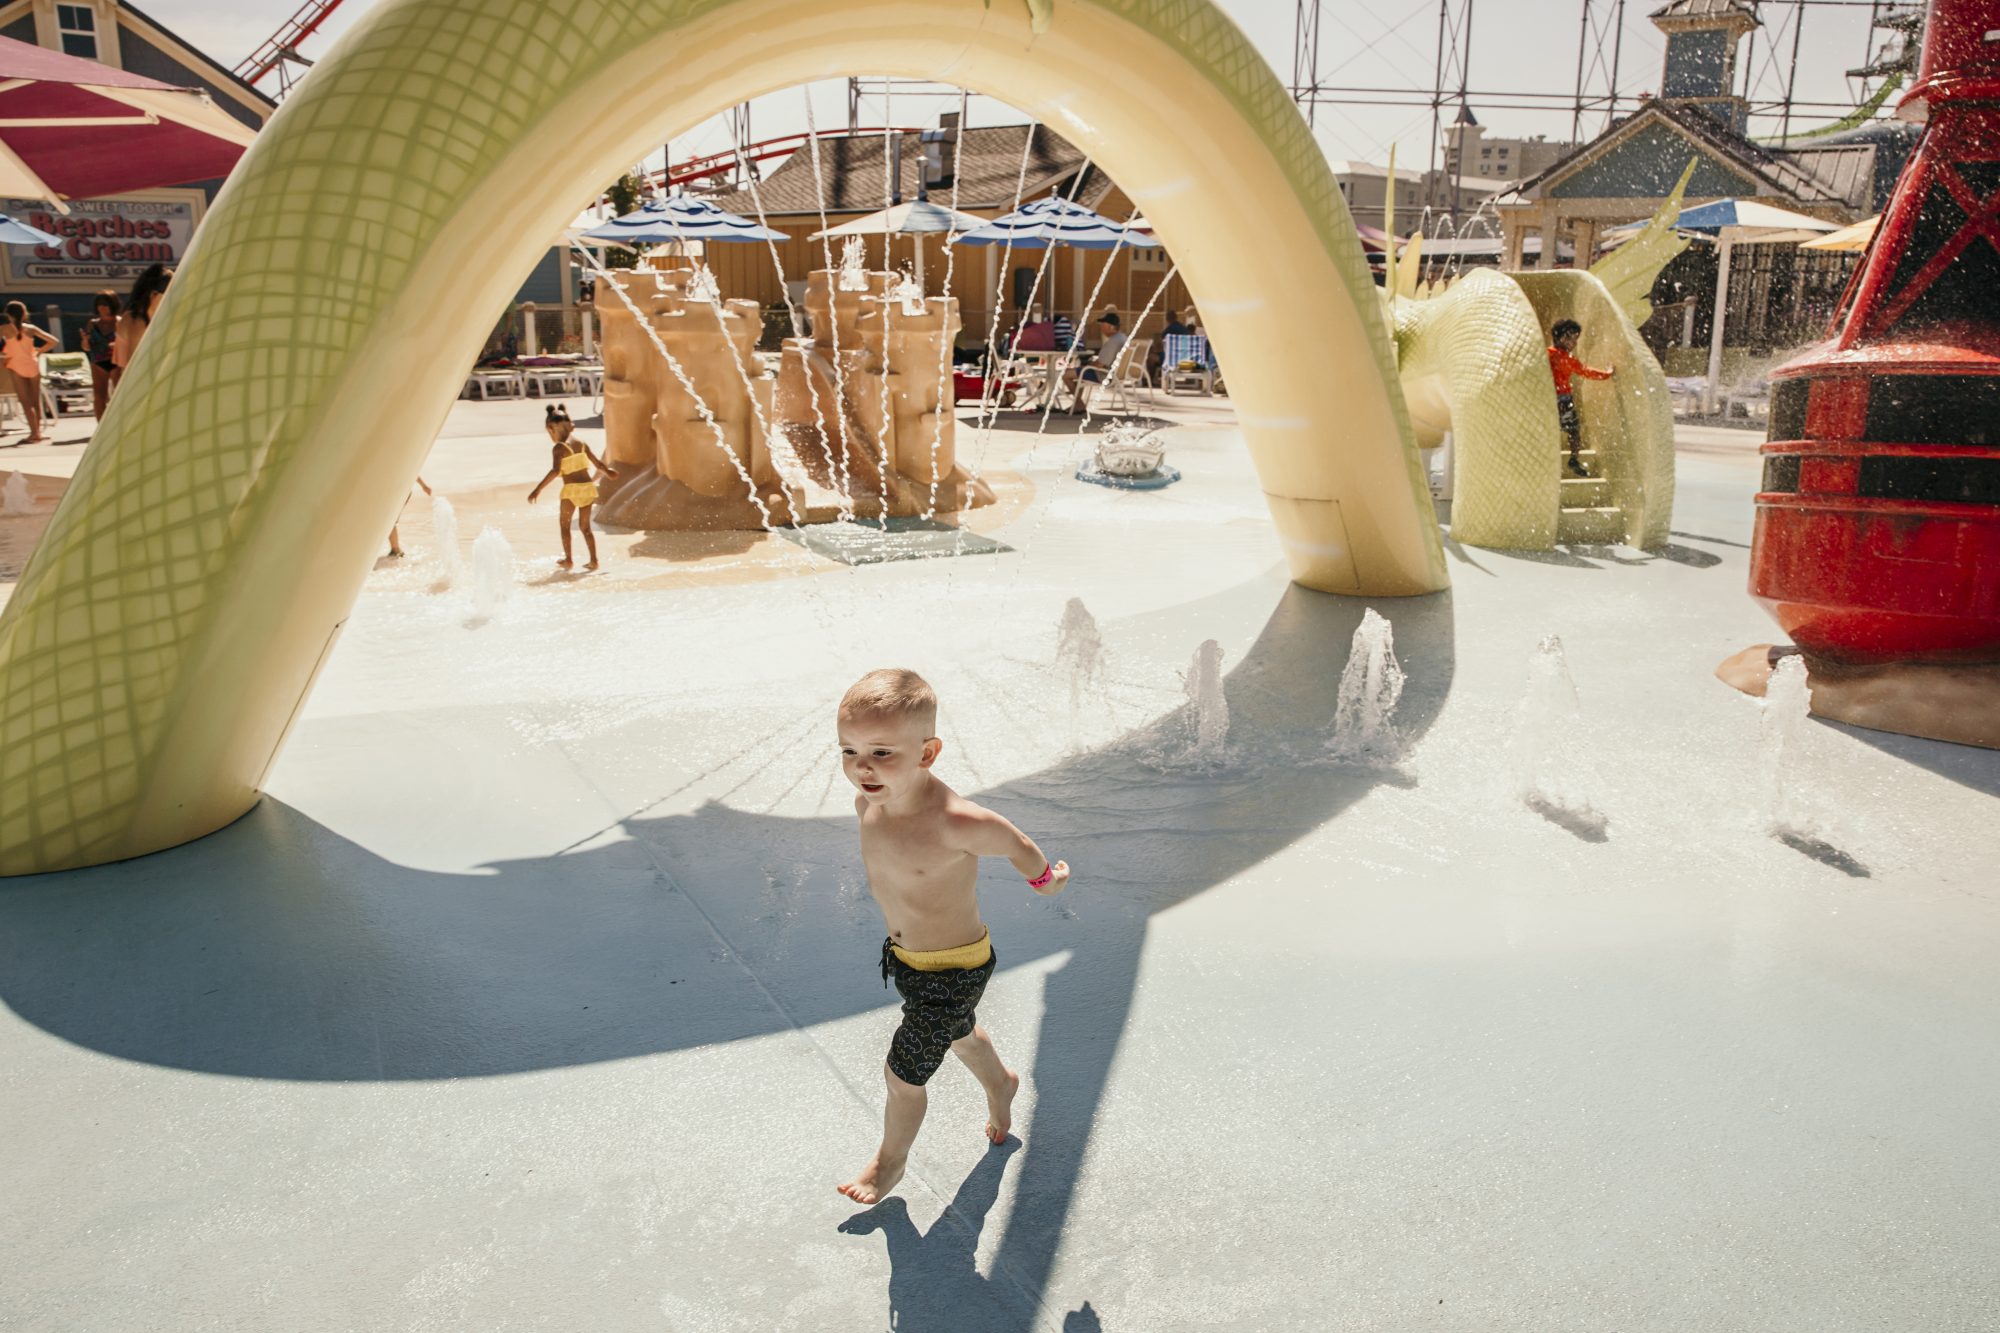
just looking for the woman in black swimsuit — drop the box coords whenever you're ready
[85,291,120,420]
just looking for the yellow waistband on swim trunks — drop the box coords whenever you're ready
[892,929,993,972]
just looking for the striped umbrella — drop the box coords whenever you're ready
[0,211,60,247]
[951,195,1153,250]
[579,194,784,247]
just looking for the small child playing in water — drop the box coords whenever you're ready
[1547,318,1614,477]
[528,403,617,570]
[835,669,1070,1206]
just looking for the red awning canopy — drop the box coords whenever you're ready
[0,35,259,209]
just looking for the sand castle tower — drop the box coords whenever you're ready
[592,267,795,529]
[773,266,996,520]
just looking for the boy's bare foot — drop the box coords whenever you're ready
[585,559,600,571]
[837,1155,904,1205]
[555,557,573,569]
[986,1070,1020,1144]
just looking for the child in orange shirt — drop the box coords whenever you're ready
[1547,319,1614,477]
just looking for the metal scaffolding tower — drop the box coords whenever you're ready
[1290,0,1910,222]
[1293,0,1324,128]
[1570,0,1628,141]
[1426,0,1475,216]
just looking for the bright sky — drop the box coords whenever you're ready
[154,0,1892,173]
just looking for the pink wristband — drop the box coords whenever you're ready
[1028,862,1055,890]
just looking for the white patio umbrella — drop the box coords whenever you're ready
[810,198,990,290]
[1670,199,1840,413]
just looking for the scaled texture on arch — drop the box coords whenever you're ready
[0,0,1442,875]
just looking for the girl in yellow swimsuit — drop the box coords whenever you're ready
[528,403,617,570]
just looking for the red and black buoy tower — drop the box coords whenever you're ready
[1753,0,2000,662]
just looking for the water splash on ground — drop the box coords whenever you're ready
[1054,597,1107,751]
[469,526,515,624]
[1762,655,1820,839]
[1,472,30,516]
[430,494,463,589]
[1180,639,1229,764]
[1511,635,1609,840]
[1328,608,1406,766]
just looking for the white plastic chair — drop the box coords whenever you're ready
[1087,337,1154,414]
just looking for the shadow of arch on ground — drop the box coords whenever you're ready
[0,580,1456,1328]
[0,0,1447,877]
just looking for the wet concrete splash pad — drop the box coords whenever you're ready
[2,419,1996,1330]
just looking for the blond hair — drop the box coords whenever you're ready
[839,668,938,733]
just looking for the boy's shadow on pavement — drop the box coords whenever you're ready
[838,1139,1074,1332]
[840,1141,1104,1332]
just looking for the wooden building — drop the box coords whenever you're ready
[699,113,1192,348]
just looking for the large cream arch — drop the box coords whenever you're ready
[0,0,1447,876]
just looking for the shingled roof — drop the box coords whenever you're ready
[704,123,1113,218]
[1502,99,1857,209]
[1649,0,1759,24]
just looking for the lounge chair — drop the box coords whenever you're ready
[1081,336,1154,414]
[1160,333,1216,395]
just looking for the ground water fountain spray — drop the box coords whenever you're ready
[1760,653,1819,840]
[429,492,462,589]
[1054,597,1107,749]
[1182,639,1229,763]
[468,525,515,622]
[1328,608,1405,764]
[1511,635,1608,838]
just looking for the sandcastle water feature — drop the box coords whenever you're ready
[589,263,994,532]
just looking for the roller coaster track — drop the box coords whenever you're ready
[233,0,348,91]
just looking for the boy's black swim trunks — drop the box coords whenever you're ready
[879,937,997,1086]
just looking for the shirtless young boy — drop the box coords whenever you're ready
[835,669,1070,1206]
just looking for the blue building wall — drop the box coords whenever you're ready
[518,249,566,307]
[1661,30,1731,101]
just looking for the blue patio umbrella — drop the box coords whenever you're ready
[0,211,60,247]
[579,194,785,247]
[953,196,1154,333]
[951,195,1153,251]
